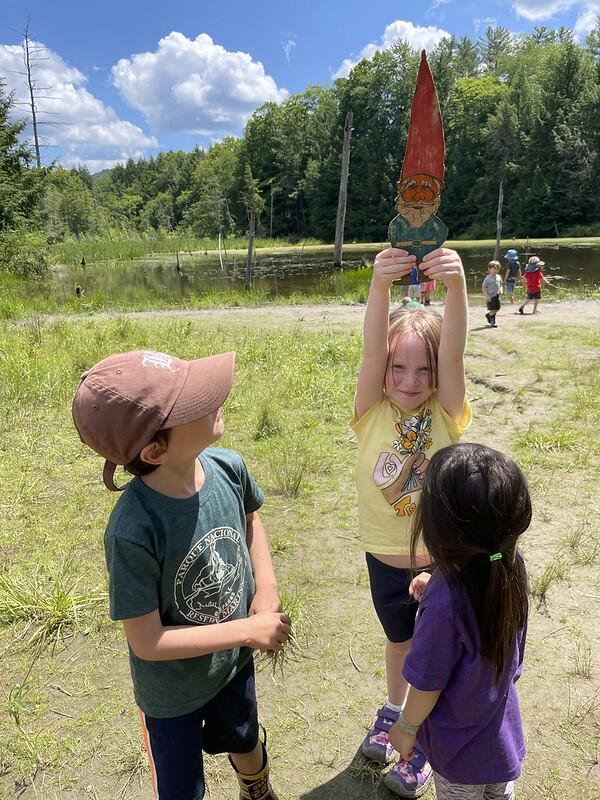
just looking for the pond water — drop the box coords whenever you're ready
[44,242,600,305]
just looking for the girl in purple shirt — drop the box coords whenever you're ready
[389,443,530,800]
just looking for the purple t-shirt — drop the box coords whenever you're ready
[403,569,526,784]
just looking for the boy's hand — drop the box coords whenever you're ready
[389,722,416,761]
[249,586,282,615]
[408,571,431,602]
[421,247,465,289]
[372,248,416,288]
[245,611,291,653]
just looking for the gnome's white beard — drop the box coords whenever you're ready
[396,199,440,228]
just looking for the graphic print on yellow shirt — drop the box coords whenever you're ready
[352,396,471,555]
[373,407,433,517]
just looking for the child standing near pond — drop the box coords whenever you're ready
[72,349,290,800]
[482,261,502,327]
[519,256,557,315]
[352,246,471,798]
[389,443,530,800]
[503,249,521,305]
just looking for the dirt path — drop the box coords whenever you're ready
[26,298,600,331]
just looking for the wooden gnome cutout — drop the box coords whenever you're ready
[388,50,448,282]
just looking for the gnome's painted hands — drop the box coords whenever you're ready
[421,247,465,289]
[372,248,417,288]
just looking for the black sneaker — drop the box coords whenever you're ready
[518,306,524,315]
[485,313,492,325]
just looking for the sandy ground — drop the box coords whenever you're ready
[38,298,600,331]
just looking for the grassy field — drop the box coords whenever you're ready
[0,307,599,799]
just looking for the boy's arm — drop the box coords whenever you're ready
[122,607,291,662]
[246,511,281,614]
[355,248,416,419]
[388,687,442,761]
[421,248,467,422]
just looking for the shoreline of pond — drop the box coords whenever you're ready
[48,235,600,269]
[11,297,600,329]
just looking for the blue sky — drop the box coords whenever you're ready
[1,0,598,171]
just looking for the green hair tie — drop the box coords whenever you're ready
[489,552,502,562]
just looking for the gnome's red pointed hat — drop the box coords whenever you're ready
[400,50,445,184]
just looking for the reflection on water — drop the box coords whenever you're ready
[43,243,600,304]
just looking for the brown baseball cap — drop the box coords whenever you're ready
[72,349,235,490]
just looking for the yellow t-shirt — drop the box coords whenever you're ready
[351,394,472,555]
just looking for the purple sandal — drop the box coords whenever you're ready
[384,747,433,798]
[361,706,399,764]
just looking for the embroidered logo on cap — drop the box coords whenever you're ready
[142,351,178,371]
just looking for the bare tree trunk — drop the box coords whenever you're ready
[246,210,255,288]
[333,111,353,267]
[494,176,504,261]
[218,230,225,271]
[23,18,41,168]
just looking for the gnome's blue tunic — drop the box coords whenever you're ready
[388,214,448,263]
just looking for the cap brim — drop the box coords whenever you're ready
[163,352,235,428]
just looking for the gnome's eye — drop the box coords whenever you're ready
[406,180,416,189]
[420,180,431,189]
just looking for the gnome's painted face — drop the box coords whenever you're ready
[395,174,442,228]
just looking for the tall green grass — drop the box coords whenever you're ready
[50,233,324,266]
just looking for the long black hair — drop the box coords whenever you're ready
[410,443,531,684]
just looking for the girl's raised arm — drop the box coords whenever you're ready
[421,248,468,422]
[355,249,415,419]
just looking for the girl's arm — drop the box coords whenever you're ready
[246,511,281,614]
[122,607,291,661]
[421,248,467,422]
[355,248,415,419]
[388,687,442,761]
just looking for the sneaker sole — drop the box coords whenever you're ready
[361,743,392,764]
[383,769,433,798]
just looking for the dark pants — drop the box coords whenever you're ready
[139,657,259,800]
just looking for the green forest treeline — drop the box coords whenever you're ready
[1,24,600,276]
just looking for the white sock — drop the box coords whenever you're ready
[384,698,404,713]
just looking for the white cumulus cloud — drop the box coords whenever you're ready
[333,20,451,79]
[111,31,288,135]
[512,0,580,20]
[0,41,157,170]
[573,3,600,39]
[473,16,498,31]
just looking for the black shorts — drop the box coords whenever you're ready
[527,291,541,300]
[366,553,420,643]
[139,657,259,800]
[486,294,501,311]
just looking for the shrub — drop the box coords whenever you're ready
[0,229,50,279]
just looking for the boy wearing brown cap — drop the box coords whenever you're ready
[72,349,289,800]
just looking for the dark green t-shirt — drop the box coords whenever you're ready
[104,447,263,718]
